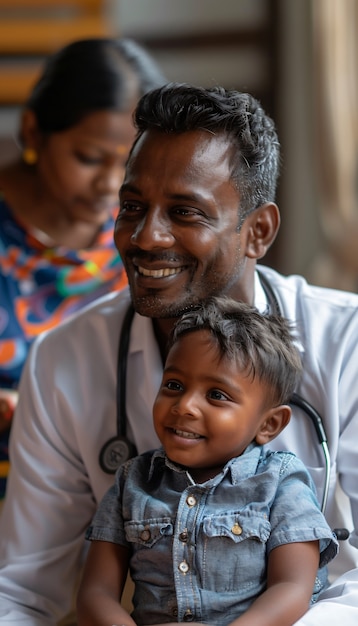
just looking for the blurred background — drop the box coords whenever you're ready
[0,0,357,291]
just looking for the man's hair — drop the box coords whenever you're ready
[133,83,280,217]
[169,297,302,406]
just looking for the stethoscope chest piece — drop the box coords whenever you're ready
[99,435,137,474]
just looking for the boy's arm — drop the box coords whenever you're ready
[77,541,136,626]
[229,541,320,626]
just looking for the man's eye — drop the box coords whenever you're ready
[120,201,142,213]
[173,206,202,217]
[174,207,192,215]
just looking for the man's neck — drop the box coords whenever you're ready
[152,317,176,364]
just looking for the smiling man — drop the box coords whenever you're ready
[116,130,251,318]
[0,83,358,625]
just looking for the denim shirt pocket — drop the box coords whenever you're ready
[203,509,271,543]
[199,510,271,594]
[124,518,175,601]
[125,518,174,548]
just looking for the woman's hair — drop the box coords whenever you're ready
[26,38,166,133]
[169,297,302,406]
[133,83,280,217]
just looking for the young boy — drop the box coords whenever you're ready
[77,298,338,626]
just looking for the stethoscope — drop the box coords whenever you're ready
[98,270,349,539]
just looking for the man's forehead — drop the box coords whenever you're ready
[128,128,234,167]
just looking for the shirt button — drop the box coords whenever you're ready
[179,530,188,542]
[183,610,194,621]
[178,560,189,574]
[140,529,151,541]
[186,495,196,507]
[231,522,242,535]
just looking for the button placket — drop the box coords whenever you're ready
[173,488,201,622]
[178,560,189,574]
[186,494,197,507]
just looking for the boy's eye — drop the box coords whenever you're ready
[209,389,228,401]
[165,380,183,392]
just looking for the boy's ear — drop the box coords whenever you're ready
[255,405,291,445]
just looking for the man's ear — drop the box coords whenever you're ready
[244,202,280,260]
[255,405,291,445]
[20,109,41,150]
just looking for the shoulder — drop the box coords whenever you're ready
[260,449,312,478]
[117,449,159,484]
[33,287,132,355]
[257,265,358,338]
[258,265,358,311]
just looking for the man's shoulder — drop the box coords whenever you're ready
[36,287,132,348]
[258,265,358,313]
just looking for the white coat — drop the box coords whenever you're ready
[0,265,357,625]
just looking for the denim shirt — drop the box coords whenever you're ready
[87,444,338,626]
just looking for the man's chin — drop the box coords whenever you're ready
[131,294,194,319]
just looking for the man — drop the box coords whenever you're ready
[0,83,357,625]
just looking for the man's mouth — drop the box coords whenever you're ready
[137,265,184,278]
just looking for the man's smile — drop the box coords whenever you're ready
[137,265,184,278]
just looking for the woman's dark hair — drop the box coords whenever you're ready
[133,83,280,216]
[169,296,302,406]
[26,38,166,133]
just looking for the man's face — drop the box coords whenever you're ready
[115,129,253,318]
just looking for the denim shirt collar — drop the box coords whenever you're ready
[148,442,264,485]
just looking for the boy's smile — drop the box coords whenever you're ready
[153,329,275,483]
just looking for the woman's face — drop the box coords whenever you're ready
[35,109,136,225]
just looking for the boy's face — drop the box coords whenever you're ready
[153,329,275,483]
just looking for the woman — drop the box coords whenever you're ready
[0,37,166,498]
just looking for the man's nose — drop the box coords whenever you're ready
[130,209,174,249]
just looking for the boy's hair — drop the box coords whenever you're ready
[169,297,302,406]
[133,82,280,218]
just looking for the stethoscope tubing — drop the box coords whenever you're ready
[290,393,331,514]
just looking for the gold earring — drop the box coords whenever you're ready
[22,147,38,165]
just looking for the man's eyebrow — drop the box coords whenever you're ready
[168,191,209,204]
[119,182,142,196]
[120,184,210,205]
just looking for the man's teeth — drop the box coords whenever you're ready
[174,429,201,439]
[138,266,182,278]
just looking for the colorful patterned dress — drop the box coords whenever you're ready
[0,193,127,497]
